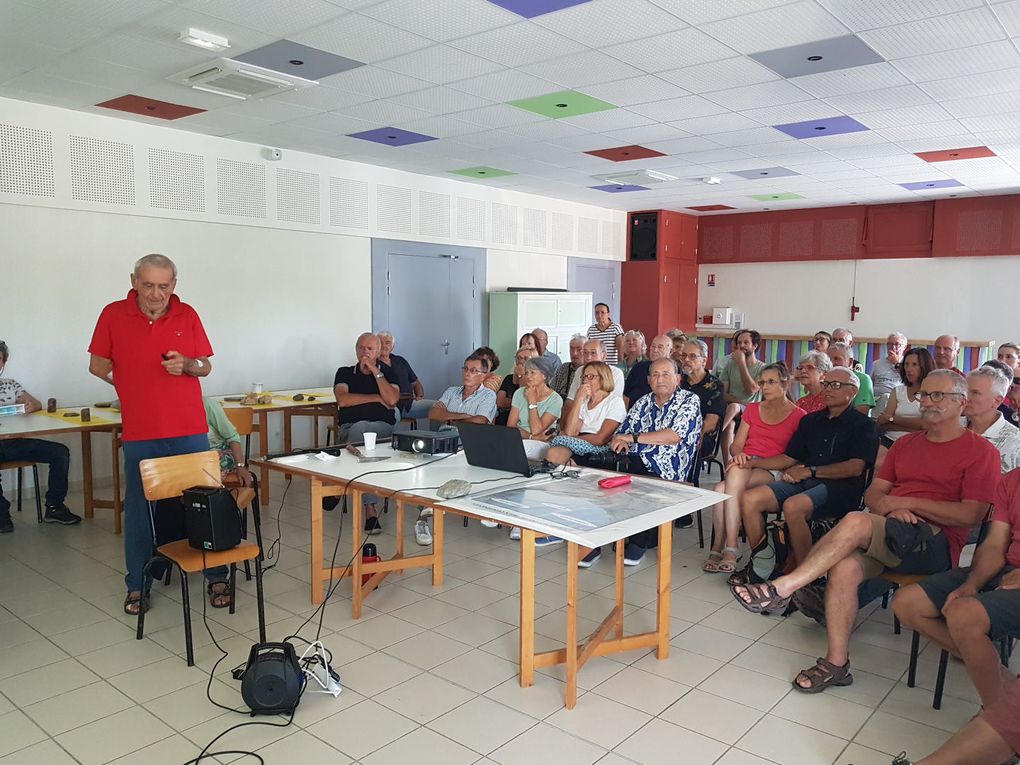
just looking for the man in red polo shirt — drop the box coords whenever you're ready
[88,254,215,616]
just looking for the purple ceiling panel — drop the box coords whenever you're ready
[899,179,964,190]
[487,0,592,18]
[773,115,869,139]
[589,184,650,192]
[346,127,438,146]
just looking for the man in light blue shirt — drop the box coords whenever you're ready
[428,351,498,426]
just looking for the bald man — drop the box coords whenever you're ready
[623,334,674,407]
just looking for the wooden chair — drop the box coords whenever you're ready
[0,460,43,523]
[135,450,266,666]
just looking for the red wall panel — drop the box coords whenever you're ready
[697,206,865,263]
[932,195,1020,258]
[861,202,932,258]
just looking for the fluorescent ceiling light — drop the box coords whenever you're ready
[178,28,230,52]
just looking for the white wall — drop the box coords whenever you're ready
[486,249,568,292]
[697,256,1019,342]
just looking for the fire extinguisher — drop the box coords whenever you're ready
[362,542,379,586]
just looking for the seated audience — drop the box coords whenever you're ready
[474,346,502,393]
[550,334,584,399]
[334,332,400,534]
[666,328,688,366]
[586,302,624,364]
[496,347,536,425]
[996,341,1019,372]
[827,342,875,415]
[876,347,935,450]
[719,329,766,465]
[730,370,1000,694]
[507,357,561,442]
[794,351,833,413]
[831,327,864,372]
[580,359,702,567]
[623,334,673,406]
[705,363,806,574]
[531,327,561,374]
[428,352,498,427]
[872,332,907,409]
[893,466,1020,711]
[966,366,1020,474]
[378,330,435,423]
[0,340,80,532]
[934,333,964,375]
[203,399,254,487]
[546,361,626,469]
[812,331,832,354]
[564,340,625,420]
[983,359,1019,426]
[618,330,647,375]
[678,339,725,461]
[518,332,538,354]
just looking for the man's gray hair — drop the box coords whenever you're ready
[134,253,177,278]
[832,327,852,341]
[827,366,859,388]
[569,333,586,345]
[798,351,832,373]
[928,369,968,396]
[829,341,852,357]
[888,332,907,345]
[665,328,687,341]
[377,330,394,340]
[685,338,709,358]
[969,365,1010,398]
[623,329,646,348]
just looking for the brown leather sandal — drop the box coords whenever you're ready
[793,657,854,693]
[124,592,150,616]
[730,581,792,614]
[207,581,233,609]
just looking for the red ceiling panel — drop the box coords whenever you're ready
[96,95,206,120]
[915,146,995,162]
[584,145,666,161]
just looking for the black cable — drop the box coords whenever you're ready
[259,478,290,574]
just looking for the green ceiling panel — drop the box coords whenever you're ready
[508,90,617,119]
[449,166,517,178]
[748,192,805,201]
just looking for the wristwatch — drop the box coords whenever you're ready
[632,433,639,445]
[809,466,817,479]
[374,372,384,379]
[528,403,538,410]
[194,358,204,369]
[888,415,895,423]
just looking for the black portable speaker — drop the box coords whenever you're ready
[629,211,659,261]
[241,642,303,715]
[182,486,242,552]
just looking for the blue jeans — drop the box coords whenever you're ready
[122,433,224,592]
[0,438,70,508]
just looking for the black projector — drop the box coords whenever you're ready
[392,429,460,455]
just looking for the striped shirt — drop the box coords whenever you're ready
[586,322,624,364]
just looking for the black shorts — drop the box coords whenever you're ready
[917,566,1020,640]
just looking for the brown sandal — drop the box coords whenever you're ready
[207,581,233,609]
[793,657,853,693]
[730,581,792,614]
[124,592,150,616]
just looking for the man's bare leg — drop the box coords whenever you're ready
[782,496,816,566]
[892,585,960,657]
[912,716,1014,765]
[945,597,1006,708]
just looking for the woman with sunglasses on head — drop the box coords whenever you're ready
[546,361,626,467]
[704,362,806,574]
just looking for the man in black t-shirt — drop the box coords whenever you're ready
[678,339,725,461]
[333,332,400,534]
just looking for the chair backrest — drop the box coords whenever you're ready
[223,406,254,436]
[139,451,221,501]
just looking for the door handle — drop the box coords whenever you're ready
[440,340,450,355]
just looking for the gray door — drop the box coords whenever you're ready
[372,240,485,398]
[568,257,621,320]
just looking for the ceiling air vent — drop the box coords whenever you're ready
[168,58,317,100]
[593,169,679,185]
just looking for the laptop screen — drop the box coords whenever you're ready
[454,422,534,477]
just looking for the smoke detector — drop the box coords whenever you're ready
[593,168,678,185]
[168,58,317,100]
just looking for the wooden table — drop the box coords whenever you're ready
[212,388,336,503]
[253,448,726,709]
[0,408,124,532]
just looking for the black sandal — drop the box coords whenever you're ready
[124,592,150,616]
[207,581,233,609]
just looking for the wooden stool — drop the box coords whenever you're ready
[0,460,43,523]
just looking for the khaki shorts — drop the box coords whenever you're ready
[851,513,951,580]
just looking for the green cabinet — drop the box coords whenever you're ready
[488,291,593,376]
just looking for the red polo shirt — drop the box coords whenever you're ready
[89,290,213,442]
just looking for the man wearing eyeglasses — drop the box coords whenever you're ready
[730,370,1000,696]
[678,339,725,463]
[730,367,878,571]
[427,352,498,428]
[622,334,674,407]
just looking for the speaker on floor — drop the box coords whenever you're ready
[629,212,658,261]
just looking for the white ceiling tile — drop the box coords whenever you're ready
[456,129,526,149]
[519,50,644,89]
[0,1,109,52]
[919,68,1020,102]
[708,127,794,147]
[750,143,828,159]
[126,5,278,56]
[448,103,547,129]
[270,84,372,111]
[700,1,851,54]
[792,61,911,97]
[670,112,763,134]
[359,0,518,42]
[325,66,432,98]
[180,0,347,37]
[859,7,1006,59]
[825,84,934,113]
[877,121,971,141]
[279,110,378,134]
[0,73,123,109]
[805,130,897,149]
[894,134,988,151]
[739,100,846,125]
[389,86,494,115]
[849,154,928,169]
[376,46,503,85]
[992,0,1020,36]
[290,12,433,63]
[657,56,779,93]
[535,0,688,47]
[603,28,738,74]
[942,89,1020,118]
[628,94,730,121]
[71,33,212,75]
[891,40,1020,82]
[449,22,587,68]
[36,56,154,92]
[502,120,592,142]
[340,99,433,124]
[826,141,913,159]
[581,75,690,107]
[817,0,985,32]
[704,79,814,110]
[960,114,1020,132]
[560,108,653,132]
[650,0,801,25]
[644,136,725,154]
[603,123,691,143]
[851,102,954,129]
[173,109,277,136]
[447,69,561,101]
[675,148,755,164]
[217,99,324,124]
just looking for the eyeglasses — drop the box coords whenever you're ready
[462,366,484,374]
[918,391,965,401]
[795,365,817,372]
[676,352,702,360]
[759,378,784,386]
[581,373,598,380]
[820,380,855,390]
[1013,378,1020,387]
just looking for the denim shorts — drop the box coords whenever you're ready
[766,478,829,515]
[917,565,1020,639]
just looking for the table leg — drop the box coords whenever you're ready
[351,490,364,619]
[395,499,404,560]
[81,431,94,519]
[615,539,625,640]
[310,479,325,605]
[111,429,122,535]
[565,541,579,709]
[432,507,444,587]
[258,414,270,504]
[519,528,536,688]
[282,410,293,484]
[656,521,672,659]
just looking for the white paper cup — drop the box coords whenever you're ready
[252,382,263,394]
[363,432,377,450]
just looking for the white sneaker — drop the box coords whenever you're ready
[414,520,432,546]
[509,527,521,541]
[480,519,498,528]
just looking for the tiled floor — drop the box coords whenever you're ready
[0,473,1012,765]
